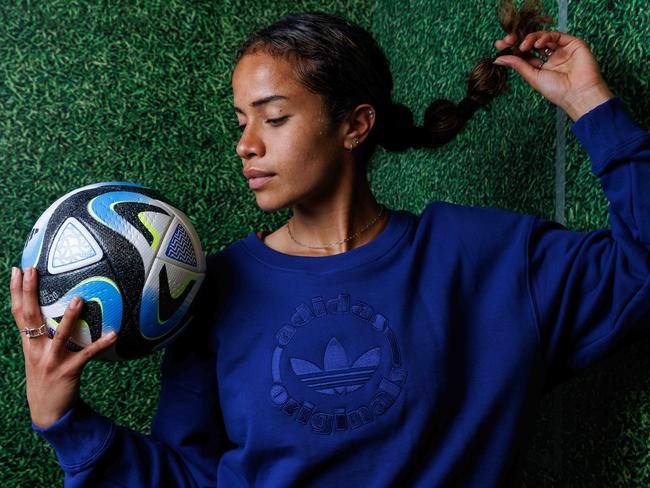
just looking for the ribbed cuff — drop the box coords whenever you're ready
[31,398,115,472]
[570,96,649,176]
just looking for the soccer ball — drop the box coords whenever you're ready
[20,181,207,361]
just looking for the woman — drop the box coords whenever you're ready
[11,6,649,487]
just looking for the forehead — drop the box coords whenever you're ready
[232,52,307,110]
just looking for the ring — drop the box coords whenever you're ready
[20,323,48,338]
[543,47,553,57]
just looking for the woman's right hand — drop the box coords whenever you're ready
[10,266,118,429]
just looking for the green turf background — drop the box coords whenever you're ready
[1,0,648,485]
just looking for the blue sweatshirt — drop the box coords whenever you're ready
[32,96,650,487]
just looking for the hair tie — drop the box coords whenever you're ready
[410,126,427,149]
[457,97,482,121]
[495,46,515,58]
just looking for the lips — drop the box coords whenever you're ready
[248,175,274,190]
[244,168,275,179]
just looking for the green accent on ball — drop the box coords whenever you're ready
[171,274,196,299]
[87,197,100,222]
[138,211,161,251]
[156,274,196,325]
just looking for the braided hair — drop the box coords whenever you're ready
[233,0,554,165]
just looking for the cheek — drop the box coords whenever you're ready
[276,133,329,173]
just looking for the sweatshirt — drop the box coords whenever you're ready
[32,96,650,487]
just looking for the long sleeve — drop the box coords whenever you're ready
[32,255,232,487]
[526,96,650,392]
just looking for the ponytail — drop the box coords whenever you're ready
[378,0,554,152]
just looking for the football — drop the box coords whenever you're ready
[20,181,206,360]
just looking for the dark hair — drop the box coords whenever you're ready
[233,0,553,167]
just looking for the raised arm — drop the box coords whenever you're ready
[527,96,650,390]
[495,31,650,390]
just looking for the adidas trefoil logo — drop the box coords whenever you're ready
[290,337,380,395]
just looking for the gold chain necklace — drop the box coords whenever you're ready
[287,204,386,249]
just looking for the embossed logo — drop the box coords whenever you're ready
[270,293,408,435]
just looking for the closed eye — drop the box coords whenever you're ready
[237,116,289,132]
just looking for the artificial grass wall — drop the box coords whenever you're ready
[1,0,648,486]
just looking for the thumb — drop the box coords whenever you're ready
[494,55,540,86]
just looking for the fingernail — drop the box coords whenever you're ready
[11,267,18,280]
[105,331,118,340]
[27,267,34,279]
[72,296,81,307]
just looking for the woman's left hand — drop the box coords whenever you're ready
[494,30,615,122]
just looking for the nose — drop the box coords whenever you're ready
[236,125,265,160]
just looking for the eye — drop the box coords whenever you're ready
[267,116,289,126]
[236,116,288,132]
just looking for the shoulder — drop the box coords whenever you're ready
[418,200,536,250]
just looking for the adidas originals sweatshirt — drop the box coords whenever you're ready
[32,96,650,487]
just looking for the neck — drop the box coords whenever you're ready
[288,161,388,255]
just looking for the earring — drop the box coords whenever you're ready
[346,137,359,152]
[368,109,374,118]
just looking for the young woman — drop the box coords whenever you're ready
[11,6,649,487]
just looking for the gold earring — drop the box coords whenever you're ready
[347,137,359,152]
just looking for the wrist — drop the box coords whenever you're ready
[32,411,67,429]
[562,83,615,122]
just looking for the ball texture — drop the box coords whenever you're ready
[21,181,207,361]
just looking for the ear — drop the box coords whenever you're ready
[341,104,376,151]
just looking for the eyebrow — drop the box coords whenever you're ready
[233,95,288,114]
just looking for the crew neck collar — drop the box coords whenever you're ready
[240,208,412,272]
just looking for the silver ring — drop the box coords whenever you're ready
[21,323,48,338]
[543,47,553,57]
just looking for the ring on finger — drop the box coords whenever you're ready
[21,323,48,338]
[543,47,553,57]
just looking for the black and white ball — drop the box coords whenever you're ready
[20,182,207,361]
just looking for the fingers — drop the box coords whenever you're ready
[21,267,43,327]
[493,52,546,88]
[519,30,578,52]
[67,329,118,371]
[50,296,84,356]
[497,34,557,52]
[52,294,119,369]
[18,267,49,351]
[10,267,30,354]
[494,35,515,50]
[10,267,25,330]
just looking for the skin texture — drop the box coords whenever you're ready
[10,29,615,430]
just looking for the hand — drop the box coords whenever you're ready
[9,266,118,429]
[494,31,615,122]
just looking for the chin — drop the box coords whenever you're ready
[254,194,291,213]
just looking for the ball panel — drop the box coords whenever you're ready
[138,258,204,340]
[156,215,207,273]
[22,182,147,268]
[47,216,104,274]
[166,222,197,267]
[22,225,46,270]
[40,275,124,340]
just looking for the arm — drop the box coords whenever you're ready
[526,96,650,391]
[32,256,232,487]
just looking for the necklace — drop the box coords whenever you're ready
[287,204,386,249]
